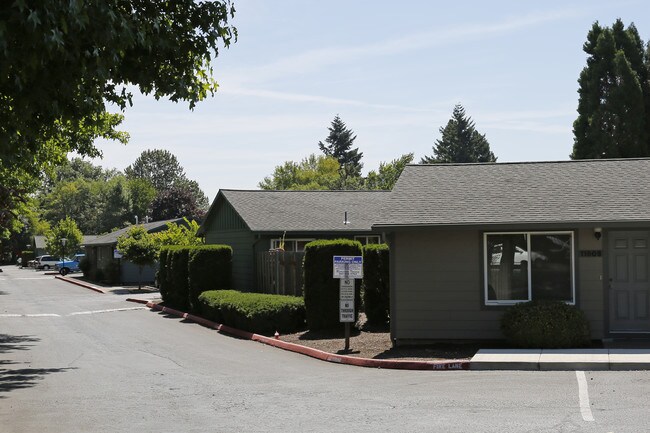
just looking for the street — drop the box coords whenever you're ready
[1,265,649,433]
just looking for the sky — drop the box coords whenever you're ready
[92,0,650,201]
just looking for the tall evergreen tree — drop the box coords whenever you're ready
[318,115,363,179]
[572,20,649,159]
[420,104,496,164]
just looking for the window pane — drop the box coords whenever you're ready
[486,234,529,301]
[295,240,311,252]
[530,234,573,301]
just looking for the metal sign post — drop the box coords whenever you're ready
[333,256,363,352]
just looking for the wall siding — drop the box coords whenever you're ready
[392,229,504,340]
[392,227,606,342]
[576,228,605,338]
[205,229,255,291]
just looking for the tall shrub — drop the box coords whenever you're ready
[362,243,389,326]
[158,246,172,302]
[303,239,362,331]
[166,246,191,310]
[188,245,232,312]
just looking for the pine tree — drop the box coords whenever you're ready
[420,104,496,163]
[318,115,363,179]
[572,20,649,159]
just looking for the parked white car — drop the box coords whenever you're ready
[34,255,61,270]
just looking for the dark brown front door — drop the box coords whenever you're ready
[609,231,650,333]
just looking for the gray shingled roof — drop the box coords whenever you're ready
[375,159,650,228]
[83,219,183,246]
[210,190,389,233]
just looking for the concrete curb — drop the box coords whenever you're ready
[55,275,106,294]
[133,300,469,371]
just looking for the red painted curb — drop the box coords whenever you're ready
[125,298,149,305]
[55,275,106,294]
[141,301,470,371]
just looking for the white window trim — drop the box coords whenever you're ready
[483,231,576,306]
[354,235,382,244]
[270,238,315,251]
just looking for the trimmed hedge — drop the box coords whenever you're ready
[158,247,172,301]
[166,246,191,310]
[199,290,306,335]
[188,245,232,312]
[501,300,591,348]
[20,250,35,266]
[362,243,389,326]
[303,239,362,331]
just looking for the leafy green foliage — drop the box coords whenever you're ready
[318,115,363,179]
[45,217,83,258]
[421,104,496,163]
[153,219,204,251]
[1,1,236,232]
[165,246,191,310]
[303,239,362,331]
[126,149,209,220]
[199,290,306,335]
[258,154,343,190]
[157,247,172,302]
[362,244,390,326]
[501,300,591,348]
[572,19,650,159]
[125,149,187,191]
[188,245,232,312]
[116,225,157,289]
[364,153,413,190]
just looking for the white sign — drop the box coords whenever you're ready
[333,255,363,279]
[339,278,355,301]
[113,249,123,259]
[340,299,355,322]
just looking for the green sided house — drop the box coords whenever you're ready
[197,189,389,293]
[83,219,183,284]
[374,159,650,345]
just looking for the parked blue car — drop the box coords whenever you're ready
[55,254,85,276]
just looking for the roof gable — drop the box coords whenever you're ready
[199,190,389,234]
[83,218,184,246]
[375,159,650,228]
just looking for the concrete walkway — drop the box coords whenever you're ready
[471,348,650,371]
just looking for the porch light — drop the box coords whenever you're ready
[594,228,602,240]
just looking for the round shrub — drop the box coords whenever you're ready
[501,300,591,348]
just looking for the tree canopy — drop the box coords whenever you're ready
[420,104,497,164]
[116,225,157,289]
[572,19,650,159]
[0,1,236,233]
[364,153,414,190]
[318,115,363,179]
[45,217,83,259]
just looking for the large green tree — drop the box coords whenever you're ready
[318,115,363,179]
[45,217,83,259]
[0,1,236,232]
[259,154,351,190]
[364,153,414,190]
[125,149,187,191]
[572,19,649,159]
[420,104,497,164]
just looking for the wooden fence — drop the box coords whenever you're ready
[256,251,305,297]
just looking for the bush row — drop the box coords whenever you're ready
[198,290,305,335]
[159,245,232,311]
[303,239,363,331]
[501,300,591,348]
[362,243,390,326]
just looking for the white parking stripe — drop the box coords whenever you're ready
[576,371,595,422]
[0,313,61,317]
[0,307,146,318]
[67,307,147,316]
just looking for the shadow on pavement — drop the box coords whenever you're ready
[0,367,76,396]
[0,334,40,354]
